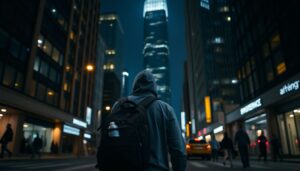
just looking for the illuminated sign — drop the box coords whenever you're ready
[186,124,190,137]
[84,133,92,139]
[63,125,80,136]
[279,80,300,95]
[213,126,224,134]
[73,118,87,128]
[86,107,92,125]
[240,98,262,115]
[205,96,212,123]
[200,0,210,10]
[181,112,186,131]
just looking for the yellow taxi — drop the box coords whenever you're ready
[186,139,212,160]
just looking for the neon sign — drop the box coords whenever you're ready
[240,98,262,115]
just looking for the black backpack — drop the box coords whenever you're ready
[97,96,157,171]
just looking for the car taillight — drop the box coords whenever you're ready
[186,144,191,149]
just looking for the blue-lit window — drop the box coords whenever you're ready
[34,57,40,71]
[40,61,49,76]
[200,0,210,10]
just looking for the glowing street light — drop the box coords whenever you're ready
[105,106,111,111]
[86,64,94,72]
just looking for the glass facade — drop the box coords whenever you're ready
[245,113,269,155]
[277,108,300,155]
[143,0,171,103]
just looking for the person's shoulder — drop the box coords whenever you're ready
[152,99,174,111]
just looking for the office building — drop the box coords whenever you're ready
[0,0,100,155]
[185,0,239,141]
[143,0,171,104]
[226,0,300,157]
[99,13,123,124]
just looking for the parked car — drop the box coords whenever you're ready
[186,139,212,160]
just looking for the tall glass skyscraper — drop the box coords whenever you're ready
[143,0,171,104]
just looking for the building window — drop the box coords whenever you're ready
[270,32,280,50]
[14,72,24,91]
[262,42,270,58]
[34,57,40,71]
[273,50,286,75]
[36,83,46,101]
[2,65,16,87]
[49,68,57,82]
[43,40,52,56]
[265,59,274,82]
[9,38,21,58]
[40,61,49,76]
[0,28,9,48]
[52,48,60,62]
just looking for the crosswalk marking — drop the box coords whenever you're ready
[190,161,208,168]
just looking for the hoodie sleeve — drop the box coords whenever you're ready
[166,106,187,171]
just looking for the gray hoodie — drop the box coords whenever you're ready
[112,70,186,171]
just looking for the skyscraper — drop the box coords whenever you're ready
[143,0,171,104]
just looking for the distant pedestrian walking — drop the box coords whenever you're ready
[257,131,268,162]
[235,125,250,168]
[270,134,283,161]
[0,123,13,158]
[221,132,233,167]
[210,135,220,162]
[32,133,43,158]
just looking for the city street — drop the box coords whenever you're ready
[1,157,300,171]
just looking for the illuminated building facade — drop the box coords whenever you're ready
[143,0,171,104]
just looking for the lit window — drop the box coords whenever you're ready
[43,40,52,56]
[219,6,229,12]
[52,48,60,62]
[270,33,280,50]
[34,57,40,71]
[70,31,75,40]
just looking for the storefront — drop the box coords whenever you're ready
[226,73,300,157]
[244,113,269,155]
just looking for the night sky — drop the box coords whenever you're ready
[100,0,186,118]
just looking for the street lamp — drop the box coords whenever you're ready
[86,64,94,72]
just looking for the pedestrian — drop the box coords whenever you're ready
[0,123,13,158]
[257,131,268,162]
[270,134,283,162]
[210,135,220,162]
[32,133,43,158]
[221,132,234,167]
[96,70,187,171]
[235,124,250,168]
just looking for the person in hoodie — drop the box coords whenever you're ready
[112,70,187,171]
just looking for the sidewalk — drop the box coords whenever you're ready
[0,154,95,161]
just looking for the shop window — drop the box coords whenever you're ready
[273,50,286,75]
[52,48,60,63]
[33,57,40,71]
[36,83,46,101]
[40,61,49,76]
[245,114,268,155]
[277,115,289,154]
[270,32,280,50]
[9,38,21,58]
[14,72,24,91]
[0,28,9,48]
[2,65,16,87]
[43,40,52,56]
[262,42,270,58]
[283,110,300,155]
[265,59,274,82]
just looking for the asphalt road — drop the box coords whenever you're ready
[0,157,299,171]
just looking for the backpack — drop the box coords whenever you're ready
[97,96,157,171]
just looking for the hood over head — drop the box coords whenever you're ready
[132,70,158,97]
